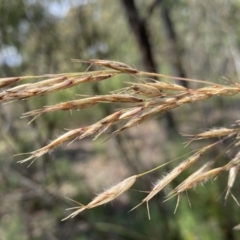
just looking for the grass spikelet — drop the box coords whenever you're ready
[186,128,239,140]
[130,143,217,216]
[18,111,123,164]
[171,167,224,196]
[17,128,84,164]
[225,165,239,205]
[71,59,138,73]
[0,77,21,88]
[126,82,163,96]
[146,80,187,91]
[62,158,177,221]
[62,175,138,220]
[119,107,144,120]
[22,94,143,121]
[224,151,240,170]
[0,73,118,102]
[110,114,150,138]
[166,161,214,201]
[129,152,203,216]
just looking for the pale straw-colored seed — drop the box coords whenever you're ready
[79,123,102,140]
[0,77,21,88]
[186,161,215,180]
[71,59,138,74]
[224,151,240,171]
[5,76,68,95]
[225,165,239,205]
[99,110,122,124]
[86,73,116,83]
[188,93,211,102]
[197,86,223,94]
[129,83,163,96]
[142,102,173,115]
[197,86,240,96]
[23,100,97,118]
[1,73,116,101]
[175,96,191,105]
[62,175,138,220]
[93,124,112,140]
[215,87,240,96]
[27,76,68,88]
[96,94,143,103]
[18,111,122,163]
[1,76,78,101]
[164,97,181,103]
[147,81,187,91]
[111,114,150,137]
[130,144,217,216]
[233,223,240,230]
[143,98,167,107]
[80,110,121,140]
[129,152,203,217]
[119,107,144,120]
[189,128,238,140]
[17,128,84,164]
[42,78,75,90]
[23,95,142,120]
[173,167,224,194]
[167,143,222,197]
[114,93,211,135]
[168,161,214,199]
[5,83,30,93]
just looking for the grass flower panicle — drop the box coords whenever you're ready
[2,59,240,221]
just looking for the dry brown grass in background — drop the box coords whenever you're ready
[2,59,240,223]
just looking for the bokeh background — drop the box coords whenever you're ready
[1,0,240,239]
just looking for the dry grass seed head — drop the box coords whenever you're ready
[19,110,123,164]
[23,94,142,121]
[128,83,163,96]
[71,59,138,74]
[0,77,21,88]
[174,167,224,194]
[1,72,118,102]
[17,128,84,164]
[167,161,215,199]
[197,128,238,140]
[119,107,144,120]
[62,175,138,220]
[111,113,150,137]
[9,60,240,221]
[224,151,240,170]
[129,152,203,217]
[146,81,187,91]
[80,111,122,140]
[225,165,239,205]
[131,144,217,214]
